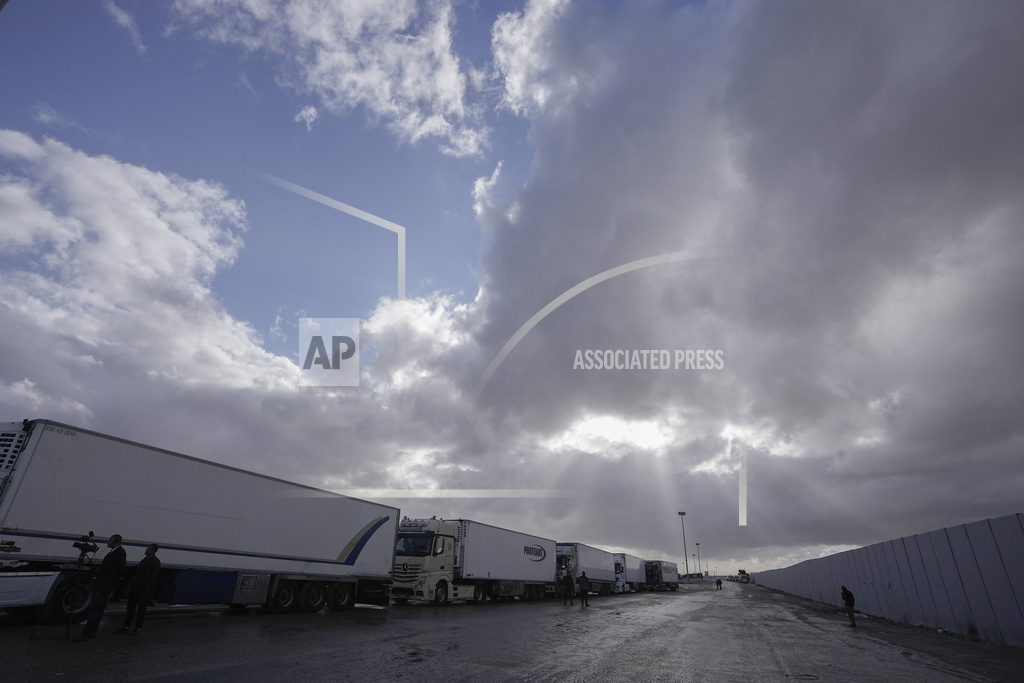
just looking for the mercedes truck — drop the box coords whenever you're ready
[391,517,555,604]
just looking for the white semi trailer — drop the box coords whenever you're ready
[644,560,680,591]
[0,419,398,623]
[391,517,555,604]
[613,552,646,593]
[556,542,616,595]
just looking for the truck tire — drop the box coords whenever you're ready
[432,581,448,605]
[267,580,299,613]
[298,582,327,613]
[326,583,356,611]
[43,574,92,625]
[472,584,486,603]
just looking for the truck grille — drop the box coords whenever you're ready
[392,561,421,583]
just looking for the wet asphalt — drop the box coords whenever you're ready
[2,581,1021,681]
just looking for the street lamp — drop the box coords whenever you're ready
[696,543,702,578]
[677,512,689,577]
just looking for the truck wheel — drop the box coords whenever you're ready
[326,583,356,611]
[43,574,92,624]
[472,584,486,603]
[267,580,298,613]
[298,582,327,613]
[432,581,448,605]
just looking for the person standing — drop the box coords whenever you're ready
[118,544,160,635]
[577,571,590,607]
[561,572,575,605]
[76,534,127,640]
[716,578,722,590]
[841,585,857,628]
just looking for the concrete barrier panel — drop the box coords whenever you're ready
[882,540,912,624]
[902,534,942,628]
[947,523,1001,643]
[751,514,1023,645]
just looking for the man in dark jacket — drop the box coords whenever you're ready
[577,572,590,607]
[76,534,127,639]
[118,543,160,635]
[561,572,575,605]
[841,585,856,628]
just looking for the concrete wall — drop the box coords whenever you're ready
[751,513,1024,647]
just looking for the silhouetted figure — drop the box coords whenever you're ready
[118,544,160,635]
[716,578,722,590]
[841,585,856,627]
[577,572,590,607]
[562,573,575,605]
[75,534,127,640]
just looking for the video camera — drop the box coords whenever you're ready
[72,532,98,555]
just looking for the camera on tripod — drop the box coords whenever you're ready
[73,532,98,555]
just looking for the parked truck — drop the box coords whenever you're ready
[613,552,646,593]
[0,419,398,623]
[391,517,555,604]
[644,560,679,591]
[556,542,616,596]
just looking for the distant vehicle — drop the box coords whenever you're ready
[557,542,617,595]
[0,419,398,623]
[614,552,646,593]
[644,560,679,591]
[391,517,555,603]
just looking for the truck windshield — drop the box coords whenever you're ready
[395,533,434,557]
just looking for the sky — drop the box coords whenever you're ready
[1,0,1022,575]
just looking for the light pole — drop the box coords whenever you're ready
[696,543,702,578]
[677,512,689,577]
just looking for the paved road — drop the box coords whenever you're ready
[2,582,1021,681]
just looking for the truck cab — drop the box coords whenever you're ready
[391,517,459,604]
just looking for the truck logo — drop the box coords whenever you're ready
[523,544,546,562]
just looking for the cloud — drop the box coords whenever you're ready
[0,129,293,393]
[470,0,1024,565]
[294,104,318,132]
[492,0,575,117]
[170,0,487,156]
[104,1,147,54]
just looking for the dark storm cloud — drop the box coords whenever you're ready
[470,0,1024,565]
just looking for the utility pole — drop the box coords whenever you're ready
[677,511,689,577]
[696,542,702,578]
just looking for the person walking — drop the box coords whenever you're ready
[716,578,722,590]
[118,543,160,635]
[577,571,590,607]
[75,534,127,640]
[561,572,575,605]
[841,585,857,628]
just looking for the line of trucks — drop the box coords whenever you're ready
[0,419,680,623]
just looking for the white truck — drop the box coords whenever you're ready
[0,419,398,623]
[391,517,555,604]
[613,552,646,593]
[556,542,616,596]
[644,560,680,591]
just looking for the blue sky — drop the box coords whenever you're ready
[2,0,1023,574]
[1,1,532,359]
